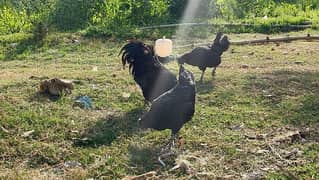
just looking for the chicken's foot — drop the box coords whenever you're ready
[211,67,217,76]
[158,133,179,167]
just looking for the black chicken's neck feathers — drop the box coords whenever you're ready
[208,32,230,53]
[120,40,177,102]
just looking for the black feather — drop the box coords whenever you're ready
[120,40,177,102]
[139,65,196,135]
[178,32,230,79]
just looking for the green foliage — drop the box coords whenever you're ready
[217,0,276,19]
[33,22,49,41]
[242,16,310,33]
[52,0,95,30]
[0,0,54,36]
[128,0,169,26]
[1,0,319,36]
[272,3,299,17]
[169,0,219,21]
[0,6,31,34]
[1,32,319,178]
[167,0,187,20]
[85,0,171,38]
[217,0,239,19]
[88,0,133,37]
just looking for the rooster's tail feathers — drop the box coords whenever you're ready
[120,42,140,67]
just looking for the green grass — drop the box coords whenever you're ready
[0,31,319,179]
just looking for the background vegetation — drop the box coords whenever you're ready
[1,31,319,179]
[1,0,319,179]
[0,0,319,37]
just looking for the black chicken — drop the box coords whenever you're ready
[120,40,177,103]
[139,65,196,152]
[178,32,230,82]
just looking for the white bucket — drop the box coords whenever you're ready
[155,36,173,57]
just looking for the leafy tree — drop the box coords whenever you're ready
[1,0,319,35]
[51,0,95,30]
[0,6,31,34]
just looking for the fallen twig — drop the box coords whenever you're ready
[173,34,319,49]
[266,141,299,180]
[267,142,285,161]
[140,22,312,30]
[122,171,157,180]
[231,34,319,45]
[0,125,9,133]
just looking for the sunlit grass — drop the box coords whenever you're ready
[0,31,319,179]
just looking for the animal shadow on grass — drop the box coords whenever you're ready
[29,92,61,102]
[74,107,144,147]
[127,144,163,174]
[4,37,43,61]
[196,80,215,94]
[244,70,319,126]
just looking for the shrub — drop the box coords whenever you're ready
[0,6,31,35]
[33,22,49,41]
[51,0,95,31]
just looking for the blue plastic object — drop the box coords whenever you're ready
[75,95,93,109]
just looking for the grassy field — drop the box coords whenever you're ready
[0,31,319,179]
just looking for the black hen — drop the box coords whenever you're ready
[120,40,177,103]
[139,65,196,149]
[178,32,230,82]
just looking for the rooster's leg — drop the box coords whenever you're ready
[158,133,179,167]
[200,69,206,82]
[212,67,217,76]
[169,132,179,149]
[162,133,178,151]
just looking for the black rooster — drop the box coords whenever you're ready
[120,40,177,103]
[139,65,196,153]
[178,32,230,82]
